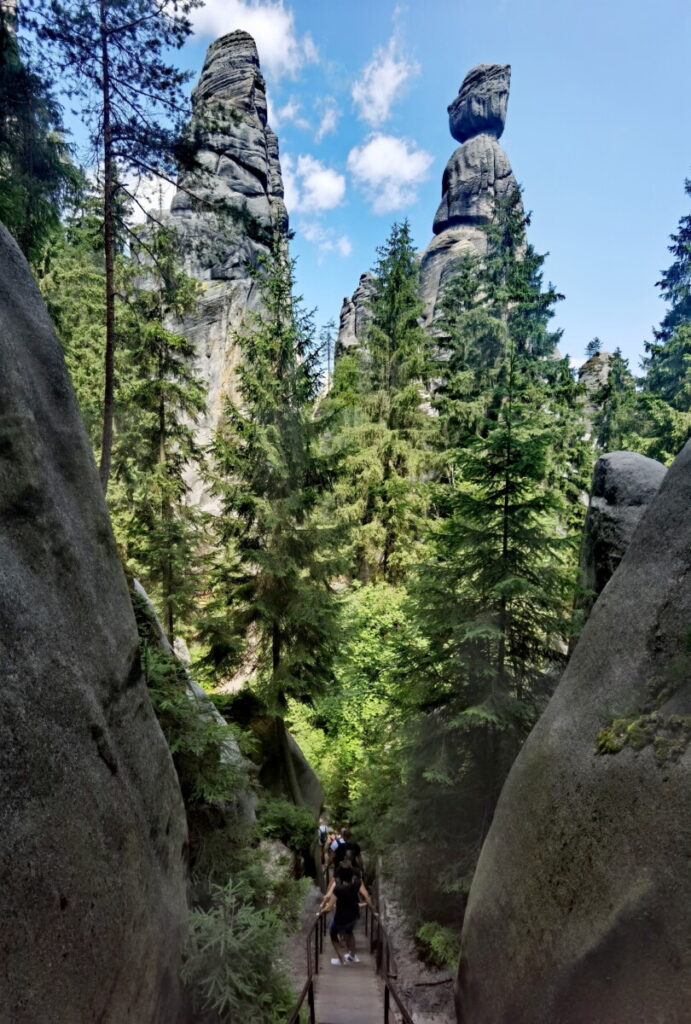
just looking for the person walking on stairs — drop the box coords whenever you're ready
[319,856,375,965]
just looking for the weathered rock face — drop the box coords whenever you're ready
[0,225,188,1022]
[223,693,324,818]
[420,64,518,328]
[448,64,510,144]
[457,439,691,1024]
[336,271,376,356]
[167,30,287,509]
[576,451,667,623]
[578,349,613,431]
[132,580,257,827]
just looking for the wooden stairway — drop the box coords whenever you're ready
[314,919,385,1024]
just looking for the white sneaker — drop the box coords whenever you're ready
[345,954,360,963]
[331,957,346,966]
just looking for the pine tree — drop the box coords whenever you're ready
[203,238,338,746]
[388,188,587,929]
[592,347,638,451]
[25,0,201,490]
[323,220,432,582]
[0,11,76,261]
[111,225,206,642]
[637,181,691,460]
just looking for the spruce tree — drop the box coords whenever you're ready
[643,182,691,414]
[0,10,76,261]
[25,0,201,490]
[111,225,206,642]
[38,191,107,447]
[202,238,338,801]
[592,347,638,451]
[323,220,432,582]
[391,188,588,929]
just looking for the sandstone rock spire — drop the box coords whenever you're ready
[165,30,288,510]
[419,63,519,326]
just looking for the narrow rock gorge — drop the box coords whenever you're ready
[0,224,189,1022]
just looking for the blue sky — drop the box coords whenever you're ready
[127,1,691,367]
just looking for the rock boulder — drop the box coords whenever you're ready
[448,64,511,143]
[577,451,667,622]
[457,439,691,1024]
[0,225,188,1022]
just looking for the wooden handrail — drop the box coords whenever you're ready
[363,903,415,1024]
[286,888,415,1024]
[286,909,326,1024]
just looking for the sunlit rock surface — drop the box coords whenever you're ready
[576,450,667,624]
[457,439,691,1024]
[0,224,188,1023]
[167,30,288,510]
[420,64,518,328]
[336,272,376,355]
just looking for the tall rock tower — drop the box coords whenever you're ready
[419,64,518,327]
[166,30,288,508]
[336,64,519,353]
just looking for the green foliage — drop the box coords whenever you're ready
[202,236,339,715]
[182,875,296,1024]
[139,638,250,809]
[110,225,207,639]
[288,582,419,825]
[320,220,432,582]
[632,180,691,461]
[38,194,106,445]
[592,347,638,451]
[257,796,316,852]
[415,921,461,971]
[0,14,77,261]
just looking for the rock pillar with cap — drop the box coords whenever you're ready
[419,64,519,327]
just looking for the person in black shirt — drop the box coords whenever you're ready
[331,827,363,871]
[319,856,375,965]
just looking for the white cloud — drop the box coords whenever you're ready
[315,99,339,143]
[352,31,420,127]
[281,154,301,211]
[191,1,318,80]
[282,154,346,214]
[300,221,352,260]
[126,172,177,225]
[347,133,433,214]
[273,97,311,130]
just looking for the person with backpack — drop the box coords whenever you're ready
[332,827,363,871]
[318,854,375,965]
[317,817,329,863]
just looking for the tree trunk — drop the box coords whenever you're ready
[159,373,174,644]
[98,0,116,493]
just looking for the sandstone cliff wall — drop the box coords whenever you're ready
[0,224,189,1022]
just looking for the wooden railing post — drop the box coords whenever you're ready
[308,979,315,1024]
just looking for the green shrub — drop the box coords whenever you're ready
[182,875,296,1024]
[141,640,252,807]
[257,796,316,852]
[415,921,460,971]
